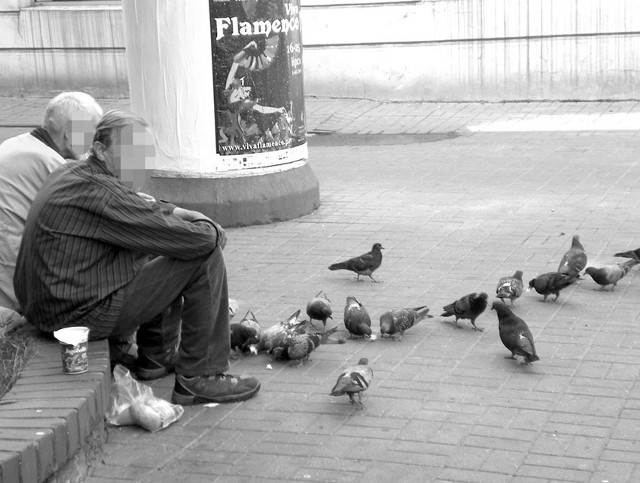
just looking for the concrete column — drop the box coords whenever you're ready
[121,0,318,227]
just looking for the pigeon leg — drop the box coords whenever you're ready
[348,393,356,405]
[554,292,560,301]
[510,298,515,306]
[356,393,366,409]
[504,354,517,360]
[471,320,484,332]
[368,274,379,283]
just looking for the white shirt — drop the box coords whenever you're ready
[0,132,66,311]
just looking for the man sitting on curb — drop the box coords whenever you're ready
[14,109,261,405]
[0,92,102,312]
[0,92,103,336]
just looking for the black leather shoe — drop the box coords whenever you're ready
[135,348,177,380]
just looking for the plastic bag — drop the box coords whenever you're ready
[107,364,184,432]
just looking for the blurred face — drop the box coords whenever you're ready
[63,109,103,160]
[98,123,156,191]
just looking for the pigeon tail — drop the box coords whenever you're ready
[328,262,348,271]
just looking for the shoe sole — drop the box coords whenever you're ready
[171,382,261,405]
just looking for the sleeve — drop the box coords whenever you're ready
[96,188,218,260]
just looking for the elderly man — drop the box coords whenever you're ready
[0,92,102,312]
[14,110,260,405]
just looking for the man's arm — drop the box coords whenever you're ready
[172,207,227,250]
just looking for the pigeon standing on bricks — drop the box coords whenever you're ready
[343,295,372,338]
[440,292,488,331]
[527,272,577,302]
[330,358,373,409]
[271,327,338,366]
[328,243,384,282]
[496,270,524,305]
[492,301,540,365]
[558,234,587,277]
[379,306,433,341]
[306,291,333,331]
[584,258,640,291]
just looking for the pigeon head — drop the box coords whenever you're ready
[527,278,536,290]
[491,301,503,311]
[477,292,488,301]
[372,243,384,251]
[357,358,368,365]
[514,270,524,280]
[346,295,358,305]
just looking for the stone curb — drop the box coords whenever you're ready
[0,332,110,483]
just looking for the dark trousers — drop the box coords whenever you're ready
[111,247,230,376]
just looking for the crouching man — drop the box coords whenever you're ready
[14,110,260,405]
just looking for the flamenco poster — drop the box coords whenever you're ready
[209,0,306,156]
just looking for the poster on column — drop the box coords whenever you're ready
[210,0,306,158]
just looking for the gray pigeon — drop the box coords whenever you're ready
[329,243,384,282]
[496,270,524,305]
[584,258,640,291]
[379,306,432,341]
[330,358,373,409]
[492,301,539,365]
[440,292,488,331]
[614,247,640,259]
[527,272,577,302]
[306,290,333,331]
[558,234,587,277]
[343,295,372,338]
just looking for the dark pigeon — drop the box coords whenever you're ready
[527,272,577,302]
[229,323,259,355]
[379,306,432,341]
[558,234,587,276]
[440,292,488,331]
[584,258,640,291]
[329,243,384,282]
[330,358,373,409]
[306,290,333,331]
[496,270,524,305]
[492,301,540,365]
[343,295,372,338]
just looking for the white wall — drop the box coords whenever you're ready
[0,0,638,101]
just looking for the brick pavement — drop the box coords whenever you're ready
[2,97,640,482]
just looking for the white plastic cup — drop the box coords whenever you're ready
[53,327,90,374]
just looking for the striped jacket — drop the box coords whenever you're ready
[14,157,218,336]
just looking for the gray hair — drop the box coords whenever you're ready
[92,109,149,150]
[42,92,103,135]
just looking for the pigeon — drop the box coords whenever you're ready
[306,291,333,331]
[584,258,640,291]
[492,301,539,365]
[614,247,640,259]
[330,358,373,409]
[557,234,587,277]
[328,243,384,282]
[343,295,372,338]
[379,306,433,341]
[496,270,524,305]
[249,310,307,354]
[271,327,338,366]
[229,323,260,355]
[440,292,488,331]
[527,272,577,302]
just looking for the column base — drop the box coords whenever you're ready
[145,162,320,227]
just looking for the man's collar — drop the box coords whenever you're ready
[86,154,115,177]
[30,127,63,157]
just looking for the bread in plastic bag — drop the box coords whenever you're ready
[107,364,184,432]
